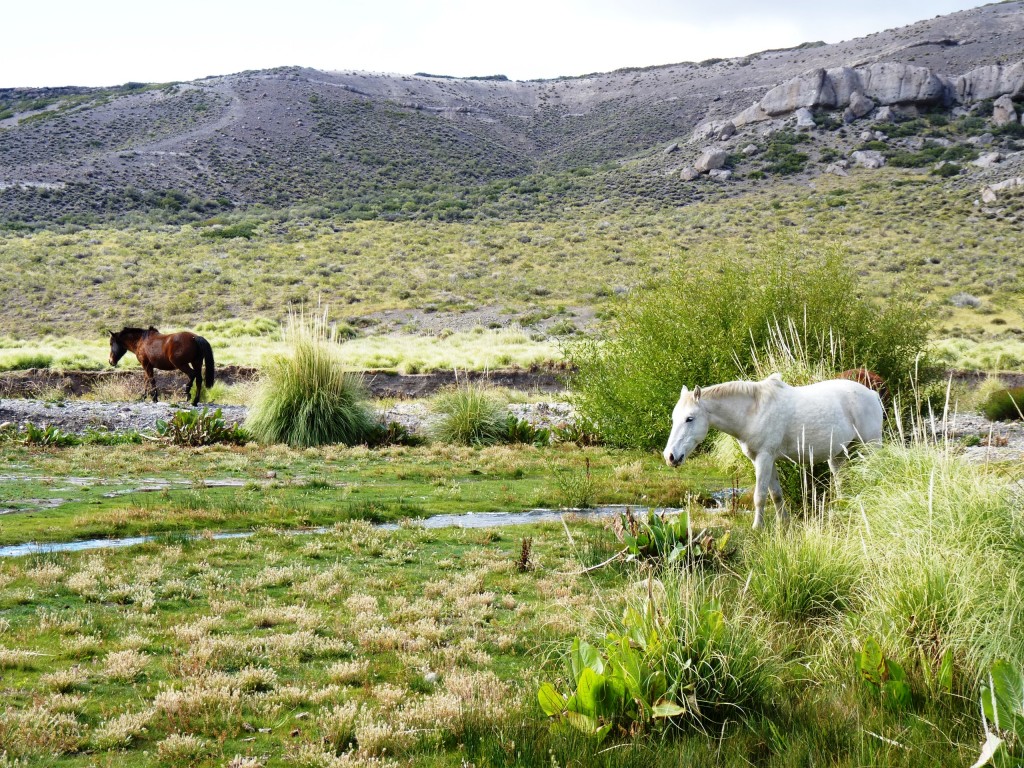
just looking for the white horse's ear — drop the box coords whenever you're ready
[693,385,702,401]
[767,373,782,381]
[680,385,688,397]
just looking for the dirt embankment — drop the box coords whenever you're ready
[0,366,569,400]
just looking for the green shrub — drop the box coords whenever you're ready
[428,384,510,446]
[155,408,250,447]
[0,352,53,371]
[540,569,779,737]
[246,311,378,447]
[981,387,1024,421]
[567,237,931,448]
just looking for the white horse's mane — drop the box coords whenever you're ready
[699,376,785,407]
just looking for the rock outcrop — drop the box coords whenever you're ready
[716,58,1024,129]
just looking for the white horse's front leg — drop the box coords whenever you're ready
[751,454,775,530]
[769,465,788,521]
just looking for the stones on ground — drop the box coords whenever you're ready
[708,168,732,181]
[664,142,679,154]
[973,152,1004,168]
[794,107,816,128]
[689,120,735,143]
[679,167,700,182]
[694,147,728,173]
[826,162,849,176]
[992,95,1018,126]
[852,150,886,169]
[875,106,895,122]
[981,177,1024,203]
[844,91,875,123]
[967,133,995,146]
[741,143,759,156]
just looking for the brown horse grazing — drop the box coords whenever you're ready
[838,368,889,407]
[108,327,215,406]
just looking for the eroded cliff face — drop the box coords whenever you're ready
[697,60,1024,141]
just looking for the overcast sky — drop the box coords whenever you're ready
[2,0,990,88]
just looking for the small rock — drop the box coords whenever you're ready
[852,150,886,169]
[295,712,309,721]
[716,121,736,140]
[708,168,732,181]
[859,131,874,141]
[972,152,1003,168]
[873,131,888,141]
[741,143,759,155]
[423,671,439,684]
[967,133,994,146]
[694,148,728,173]
[825,163,849,177]
[664,142,679,154]
[875,106,894,122]
[844,91,875,123]
[993,94,1018,126]
[679,166,700,181]
[266,471,277,479]
[794,107,816,129]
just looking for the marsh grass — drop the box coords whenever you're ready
[246,310,378,447]
[746,524,864,622]
[840,443,1024,682]
[428,384,509,446]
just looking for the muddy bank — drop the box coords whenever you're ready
[0,365,569,399]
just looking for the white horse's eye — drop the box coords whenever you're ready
[685,416,694,423]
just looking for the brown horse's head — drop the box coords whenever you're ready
[109,327,149,367]
[108,330,128,367]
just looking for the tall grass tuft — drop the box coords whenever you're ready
[746,524,864,622]
[428,384,509,446]
[840,443,1024,682]
[245,309,378,447]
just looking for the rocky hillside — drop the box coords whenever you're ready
[2,2,1024,225]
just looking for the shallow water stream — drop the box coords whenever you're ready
[0,504,701,558]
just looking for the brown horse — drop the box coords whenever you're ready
[108,327,215,406]
[838,368,889,407]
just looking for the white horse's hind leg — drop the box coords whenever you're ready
[769,465,787,521]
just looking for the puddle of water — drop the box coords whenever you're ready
[0,505,682,558]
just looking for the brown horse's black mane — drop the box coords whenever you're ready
[114,326,159,337]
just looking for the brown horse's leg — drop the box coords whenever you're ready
[174,362,200,405]
[143,365,158,402]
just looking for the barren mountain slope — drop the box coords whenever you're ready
[0,1,1022,223]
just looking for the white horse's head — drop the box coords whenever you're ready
[663,385,709,467]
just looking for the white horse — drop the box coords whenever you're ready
[663,373,883,529]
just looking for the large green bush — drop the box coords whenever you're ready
[567,237,931,449]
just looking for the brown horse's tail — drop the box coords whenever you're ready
[199,337,215,388]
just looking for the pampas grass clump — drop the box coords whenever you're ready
[246,310,378,447]
[429,384,509,446]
